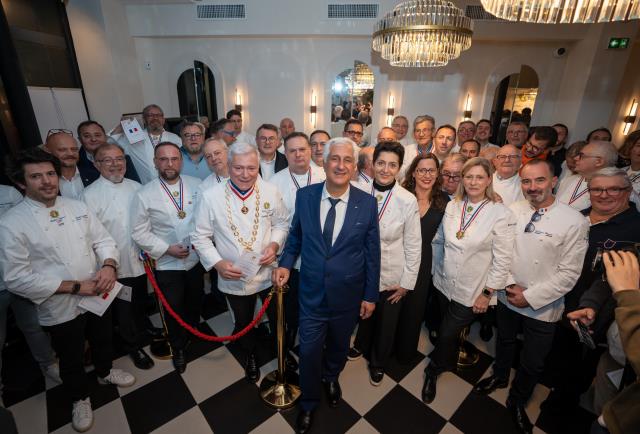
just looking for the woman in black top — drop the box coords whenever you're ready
[395,153,449,363]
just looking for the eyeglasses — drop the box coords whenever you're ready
[415,168,437,176]
[345,130,363,137]
[576,152,599,160]
[588,187,630,197]
[258,136,278,143]
[222,130,236,137]
[96,157,126,165]
[441,171,461,181]
[496,154,520,161]
[415,128,433,135]
[183,133,203,140]
[47,129,73,137]
[144,113,163,119]
[524,210,543,233]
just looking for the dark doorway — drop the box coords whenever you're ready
[177,60,217,123]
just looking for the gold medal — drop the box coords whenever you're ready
[466,206,473,213]
[177,210,187,219]
[376,194,383,202]
[241,205,249,214]
[50,210,59,218]
[172,191,179,197]
[456,230,464,239]
[264,202,270,210]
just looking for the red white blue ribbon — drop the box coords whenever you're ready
[290,170,311,190]
[159,177,184,214]
[371,185,393,222]
[569,177,588,205]
[459,198,490,235]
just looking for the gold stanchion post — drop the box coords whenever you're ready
[149,289,173,360]
[260,285,301,409]
[456,325,479,369]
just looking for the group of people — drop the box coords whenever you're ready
[0,103,639,434]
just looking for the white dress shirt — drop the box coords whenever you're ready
[191,179,289,296]
[320,184,350,247]
[556,173,590,211]
[113,129,182,185]
[82,177,144,278]
[270,166,326,269]
[0,186,22,291]
[432,199,516,307]
[502,199,589,322]
[373,183,422,291]
[0,197,118,326]
[398,137,410,147]
[130,176,201,271]
[235,131,256,146]
[493,172,525,207]
[259,156,277,181]
[197,172,229,196]
[59,167,84,200]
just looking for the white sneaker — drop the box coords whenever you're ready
[71,398,93,432]
[98,368,135,387]
[43,363,62,384]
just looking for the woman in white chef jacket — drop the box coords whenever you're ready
[421,157,515,404]
[350,141,422,386]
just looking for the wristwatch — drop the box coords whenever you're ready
[481,287,493,298]
[71,281,81,294]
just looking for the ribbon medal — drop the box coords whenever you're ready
[290,170,312,190]
[159,177,186,219]
[457,198,490,239]
[229,181,255,215]
[371,185,393,222]
[50,210,59,218]
[568,177,588,205]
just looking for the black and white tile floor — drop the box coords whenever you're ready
[3,293,597,434]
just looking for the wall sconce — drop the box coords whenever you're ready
[623,98,638,135]
[463,94,472,120]
[235,88,243,112]
[310,89,317,129]
[387,94,395,127]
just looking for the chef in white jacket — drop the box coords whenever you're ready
[423,157,515,404]
[474,159,589,434]
[82,143,154,371]
[191,142,289,383]
[113,104,182,184]
[269,132,325,368]
[492,144,525,206]
[0,148,135,432]
[198,138,230,195]
[349,141,422,386]
[130,142,203,374]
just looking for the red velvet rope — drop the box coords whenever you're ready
[144,262,272,342]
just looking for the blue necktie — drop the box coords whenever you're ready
[323,198,340,250]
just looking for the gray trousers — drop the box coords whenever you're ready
[0,290,56,396]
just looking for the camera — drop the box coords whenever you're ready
[592,241,640,280]
[553,47,567,58]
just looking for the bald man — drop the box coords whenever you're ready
[353,146,374,187]
[44,131,84,199]
[377,127,397,144]
[279,118,295,153]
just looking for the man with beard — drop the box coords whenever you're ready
[44,131,84,199]
[474,159,588,434]
[130,142,204,373]
[179,122,210,180]
[492,144,524,206]
[82,144,154,370]
[520,126,558,169]
[114,104,182,184]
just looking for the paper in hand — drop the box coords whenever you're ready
[78,282,122,317]
[121,118,146,143]
[233,250,262,282]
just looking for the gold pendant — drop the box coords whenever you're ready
[172,191,179,197]
[241,205,249,214]
[376,194,383,202]
[466,206,473,213]
[177,210,186,219]
[264,202,270,210]
[50,210,59,218]
[456,230,464,239]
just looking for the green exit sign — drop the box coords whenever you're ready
[608,37,630,49]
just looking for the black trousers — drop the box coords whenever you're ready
[114,274,148,353]
[424,282,446,336]
[395,277,430,363]
[354,290,404,369]
[155,264,205,351]
[285,269,300,352]
[45,310,114,401]
[226,289,276,356]
[493,301,556,405]
[427,291,476,375]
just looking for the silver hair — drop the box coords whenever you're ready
[204,137,228,150]
[142,104,163,117]
[227,142,258,165]
[413,115,436,130]
[322,137,359,163]
[588,141,619,167]
[587,167,632,189]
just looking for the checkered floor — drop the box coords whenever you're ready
[3,292,597,434]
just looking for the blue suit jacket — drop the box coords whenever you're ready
[279,183,381,315]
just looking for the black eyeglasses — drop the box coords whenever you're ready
[524,210,543,233]
[47,129,73,137]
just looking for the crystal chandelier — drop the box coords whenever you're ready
[481,0,640,23]
[372,0,474,68]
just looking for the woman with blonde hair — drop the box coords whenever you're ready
[421,157,516,404]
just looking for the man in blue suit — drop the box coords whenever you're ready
[273,137,381,434]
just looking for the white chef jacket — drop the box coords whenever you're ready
[191,178,289,295]
[82,177,144,278]
[0,185,23,291]
[502,199,589,322]
[113,129,182,185]
[373,183,422,291]
[59,167,84,200]
[270,166,326,269]
[432,199,516,307]
[556,174,590,211]
[0,196,118,326]
[130,175,201,271]
[398,137,410,147]
[493,172,525,207]
[398,143,433,183]
[198,172,229,196]
[260,156,277,181]
[235,131,256,146]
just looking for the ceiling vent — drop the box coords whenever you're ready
[465,5,503,21]
[328,4,379,19]
[196,4,246,20]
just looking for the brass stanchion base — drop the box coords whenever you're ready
[260,370,301,409]
[150,338,173,360]
[457,340,479,369]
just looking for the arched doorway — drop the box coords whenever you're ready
[330,60,375,143]
[177,60,218,124]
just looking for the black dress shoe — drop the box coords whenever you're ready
[285,353,299,372]
[323,380,341,407]
[245,353,260,383]
[480,323,494,342]
[296,410,313,434]
[421,371,438,404]
[473,375,509,395]
[172,349,186,373]
[130,348,154,370]
[506,398,533,434]
[369,367,384,386]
